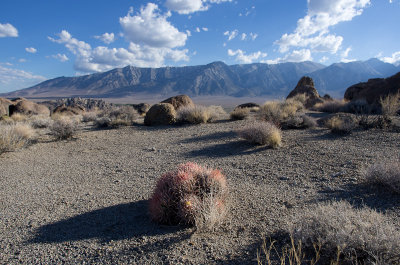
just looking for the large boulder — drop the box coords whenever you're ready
[9,98,50,116]
[53,104,85,116]
[0,97,12,116]
[144,103,176,126]
[287,76,323,108]
[344,72,400,104]
[161,95,194,110]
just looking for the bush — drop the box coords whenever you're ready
[237,121,281,148]
[282,113,317,129]
[30,115,53,129]
[49,117,77,140]
[10,113,29,122]
[380,93,400,118]
[364,160,400,194]
[96,106,139,128]
[325,115,357,134]
[313,99,347,113]
[149,162,229,230]
[177,105,226,124]
[290,201,400,264]
[0,123,34,154]
[82,111,99,122]
[258,99,304,127]
[230,108,250,120]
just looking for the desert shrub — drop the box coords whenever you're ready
[345,99,372,114]
[258,99,304,127]
[149,162,228,230]
[364,160,400,194]
[0,123,34,154]
[237,121,281,148]
[49,117,77,140]
[287,93,308,108]
[282,113,317,129]
[380,93,400,118]
[313,99,347,113]
[30,115,53,129]
[230,108,250,120]
[290,201,400,264]
[177,105,224,124]
[10,113,29,122]
[325,115,358,134]
[96,106,138,128]
[82,111,99,122]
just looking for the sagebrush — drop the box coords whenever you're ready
[237,121,281,148]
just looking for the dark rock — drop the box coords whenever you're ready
[234,103,260,110]
[161,95,194,110]
[323,94,333,100]
[144,103,176,126]
[344,72,400,104]
[287,76,323,108]
[9,98,50,116]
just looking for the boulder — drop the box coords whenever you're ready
[53,104,85,115]
[234,103,260,110]
[161,95,194,110]
[9,98,50,116]
[144,103,176,126]
[344,72,400,104]
[131,103,150,116]
[0,97,12,116]
[287,76,323,108]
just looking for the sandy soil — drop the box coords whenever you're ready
[1,115,399,264]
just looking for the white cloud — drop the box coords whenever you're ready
[195,27,201,32]
[228,49,267,64]
[275,0,370,55]
[18,58,27,63]
[381,51,400,66]
[0,65,46,92]
[249,33,258,41]
[0,23,18,38]
[224,30,238,41]
[25,47,37,54]
[94,32,115,44]
[266,49,313,64]
[202,27,209,32]
[319,56,329,63]
[52,53,69,62]
[166,0,232,14]
[241,33,247,41]
[186,30,191,36]
[120,3,187,48]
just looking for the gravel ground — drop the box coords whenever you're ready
[0,115,399,264]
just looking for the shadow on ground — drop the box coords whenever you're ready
[180,131,236,144]
[30,200,185,244]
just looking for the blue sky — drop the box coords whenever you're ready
[1,0,400,92]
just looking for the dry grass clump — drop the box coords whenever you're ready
[289,201,400,264]
[283,113,317,129]
[95,106,139,128]
[230,108,250,120]
[313,99,348,113]
[380,93,400,118]
[49,117,77,140]
[30,115,53,129]
[237,121,281,148]
[82,111,99,122]
[0,123,35,154]
[325,115,358,134]
[149,162,229,231]
[177,105,226,124]
[258,98,307,127]
[364,160,400,194]
[10,113,29,122]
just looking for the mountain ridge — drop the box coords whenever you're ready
[2,59,399,99]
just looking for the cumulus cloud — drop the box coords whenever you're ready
[120,3,187,48]
[275,0,370,55]
[94,32,115,44]
[49,4,189,73]
[241,33,247,40]
[0,23,18,37]
[381,51,400,66]
[224,30,238,41]
[25,47,37,54]
[228,49,267,64]
[266,49,313,64]
[52,54,69,62]
[166,0,232,14]
[0,65,46,92]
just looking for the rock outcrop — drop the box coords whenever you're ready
[234,103,260,110]
[9,98,50,116]
[0,97,12,116]
[53,104,85,115]
[344,72,400,104]
[161,95,194,110]
[144,103,176,126]
[42,97,112,112]
[287,76,323,108]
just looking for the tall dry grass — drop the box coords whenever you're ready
[237,121,282,148]
[0,123,35,154]
[177,105,226,124]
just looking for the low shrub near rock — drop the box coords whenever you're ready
[364,160,400,194]
[96,106,139,128]
[325,115,358,135]
[289,201,400,264]
[49,117,77,140]
[230,108,250,120]
[149,162,229,230]
[177,105,226,124]
[0,123,35,154]
[237,121,281,148]
[313,99,348,113]
[30,115,53,129]
[82,111,99,122]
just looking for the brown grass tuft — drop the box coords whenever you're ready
[237,121,282,148]
[325,115,357,134]
[380,93,400,118]
[230,108,250,120]
[177,105,226,124]
[0,123,35,154]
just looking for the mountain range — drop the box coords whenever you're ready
[2,58,399,99]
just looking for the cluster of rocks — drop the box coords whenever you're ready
[0,97,50,117]
[42,97,112,112]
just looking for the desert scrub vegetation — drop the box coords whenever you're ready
[177,105,226,124]
[49,116,78,140]
[0,123,35,154]
[149,162,229,231]
[325,114,358,135]
[364,160,400,194]
[288,201,400,264]
[30,115,53,129]
[95,105,139,128]
[230,108,250,120]
[313,99,348,113]
[82,111,99,122]
[237,121,281,148]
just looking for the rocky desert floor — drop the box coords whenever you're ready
[1,114,399,264]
